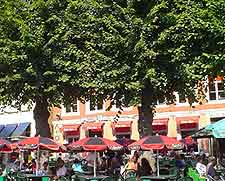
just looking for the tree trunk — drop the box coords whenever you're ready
[33,96,51,137]
[138,81,154,137]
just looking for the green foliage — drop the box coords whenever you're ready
[0,0,225,122]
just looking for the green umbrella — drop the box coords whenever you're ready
[205,118,225,138]
[192,118,225,138]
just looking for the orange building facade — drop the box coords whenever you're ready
[52,78,225,152]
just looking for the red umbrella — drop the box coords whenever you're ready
[68,137,123,177]
[68,137,123,151]
[0,139,15,153]
[15,136,66,152]
[128,135,183,150]
[116,138,135,147]
[128,135,183,176]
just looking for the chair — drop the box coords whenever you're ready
[125,177,137,181]
[177,176,193,181]
[42,177,50,181]
[72,172,85,181]
[16,172,28,181]
[0,176,6,181]
[169,168,178,176]
[122,169,137,179]
[159,168,170,175]
[101,176,117,181]
[170,160,176,166]
[139,176,152,181]
[58,176,70,181]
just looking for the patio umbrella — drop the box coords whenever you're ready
[68,136,123,151]
[15,136,66,151]
[0,138,15,153]
[128,135,183,176]
[116,137,135,147]
[192,118,225,139]
[14,136,66,175]
[128,135,183,150]
[204,118,225,138]
[68,136,123,177]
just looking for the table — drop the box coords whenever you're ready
[73,175,108,181]
[141,175,177,181]
[26,174,52,181]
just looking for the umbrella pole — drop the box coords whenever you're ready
[157,150,159,176]
[36,147,40,176]
[94,151,96,177]
[19,150,22,170]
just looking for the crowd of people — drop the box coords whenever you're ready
[0,149,222,180]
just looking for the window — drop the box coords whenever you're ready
[90,96,103,111]
[65,101,78,113]
[67,137,79,144]
[89,130,103,137]
[208,81,225,101]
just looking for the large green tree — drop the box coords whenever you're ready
[0,0,72,137]
[68,0,225,136]
[1,0,225,137]
[0,0,140,137]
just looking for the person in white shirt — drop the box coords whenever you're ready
[56,159,67,177]
[196,156,206,177]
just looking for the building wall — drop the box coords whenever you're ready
[52,96,225,149]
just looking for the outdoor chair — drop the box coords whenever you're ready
[159,168,170,175]
[139,176,153,181]
[72,171,85,181]
[15,171,28,181]
[58,176,70,181]
[0,176,6,181]
[42,176,51,181]
[122,169,137,179]
[51,176,70,181]
[101,176,118,181]
[125,176,137,181]
[169,160,176,166]
[177,176,192,181]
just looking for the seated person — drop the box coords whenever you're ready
[137,158,153,177]
[196,156,206,177]
[207,157,217,179]
[39,162,51,176]
[56,159,67,177]
[175,154,185,169]
[21,161,29,171]
[125,155,138,171]
[11,160,20,172]
[72,159,84,173]
[99,156,107,171]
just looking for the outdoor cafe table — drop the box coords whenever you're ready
[72,174,108,181]
[141,174,177,181]
[26,174,52,181]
